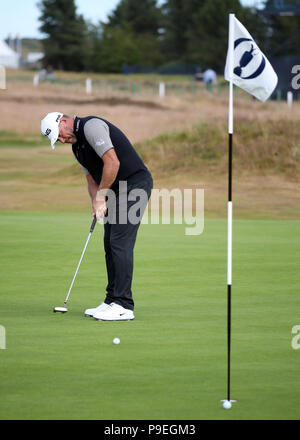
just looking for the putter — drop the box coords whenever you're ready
[53,216,97,313]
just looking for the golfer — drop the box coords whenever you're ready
[41,112,153,321]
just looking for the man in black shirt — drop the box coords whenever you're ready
[41,112,153,321]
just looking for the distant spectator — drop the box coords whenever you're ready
[39,65,56,81]
[46,65,54,74]
[203,69,217,88]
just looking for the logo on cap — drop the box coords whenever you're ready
[45,128,51,136]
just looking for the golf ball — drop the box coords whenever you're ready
[113,338,120,345]
[222,400,232,410]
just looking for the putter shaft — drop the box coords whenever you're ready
[63,216,97,307]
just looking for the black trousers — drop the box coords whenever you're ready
[103,174,153,311]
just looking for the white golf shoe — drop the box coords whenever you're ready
[84,302,110,317]
[93,302,134,321]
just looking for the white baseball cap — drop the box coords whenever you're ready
[41,112,63,149]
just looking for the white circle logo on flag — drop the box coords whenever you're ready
[233,38,266,80]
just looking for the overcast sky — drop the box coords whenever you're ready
[0,0,265,40]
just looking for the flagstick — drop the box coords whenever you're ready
[226,13,234,406]
[222,11,277,408]
[227,81,233,404]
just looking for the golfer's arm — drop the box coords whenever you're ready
[86,174,98,201]
[85,149,120,201]
[97,149,120,199]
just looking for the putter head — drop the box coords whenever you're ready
[53,306,68,313]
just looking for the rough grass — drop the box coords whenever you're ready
[1,120,299,220]
[2,118,299,178]
[0,131,48,148]
[1,70,300,219]
[136,119,300,179]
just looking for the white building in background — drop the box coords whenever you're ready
[25,52,44,68]
[26,52,44,64]
[0,39,20,68]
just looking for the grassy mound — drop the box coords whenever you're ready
[136,119,300,179]
[0,131,48,148]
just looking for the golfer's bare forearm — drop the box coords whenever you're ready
[95,148,120,199]
[86,175,98,201]
[85,149,120,202]
[86,165,119,202]
[96,162,119,200]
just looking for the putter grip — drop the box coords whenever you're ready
[90,216,97,233]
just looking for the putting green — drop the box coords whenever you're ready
[0,211,299,420]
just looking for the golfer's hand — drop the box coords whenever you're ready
[92,198,107,220]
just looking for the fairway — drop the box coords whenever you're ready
[0,211,299,420]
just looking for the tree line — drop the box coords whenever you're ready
[38,0,300,73]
